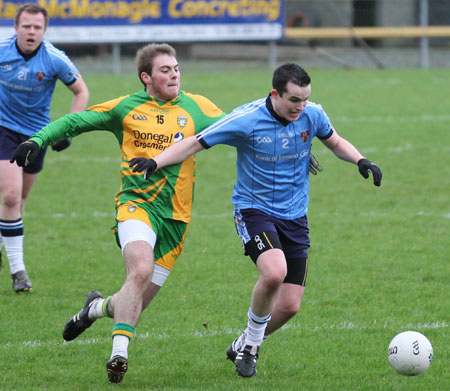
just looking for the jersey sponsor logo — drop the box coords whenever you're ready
[177,115,188,128]
[128,205,137,213]
[301,130,310,143]
[132,130,173,150]
[36,72,45,82]
[0,64,12,71]
[300,150,309,158]
[174,132,184,143]
[256,136,272,144]
[132,114,148,121]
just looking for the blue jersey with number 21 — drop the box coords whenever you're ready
[0,35,79,136]
[197,96,334,220]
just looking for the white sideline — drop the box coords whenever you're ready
[1,321,447,350]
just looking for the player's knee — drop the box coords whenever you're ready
[129,260,153,286]
[261,267,287,291]
[282,298,301,317]
[1,190,21,210]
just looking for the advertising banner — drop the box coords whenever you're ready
[0,0,284,42]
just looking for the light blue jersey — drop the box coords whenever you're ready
[0,35,79,136]
[198,96,333,220]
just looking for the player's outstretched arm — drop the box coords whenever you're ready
[322,130,382,186]
[130,136,205,179]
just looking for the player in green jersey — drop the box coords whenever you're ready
[11,43,225,384]
[12,44,324,383]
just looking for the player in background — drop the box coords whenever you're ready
[0,3,89,293]
[11,43,226,384]
[124,63,382,378]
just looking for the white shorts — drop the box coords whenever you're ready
[117,219,170,287]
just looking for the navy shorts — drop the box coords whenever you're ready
[234,208,310,260]
[0,126,47,174]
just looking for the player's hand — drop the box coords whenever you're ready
[357,158,382,186]
[129,157,157,180]
[309,153,323,175]
[51,139,71,152]
[10,140,40,167]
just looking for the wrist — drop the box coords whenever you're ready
[29,137,44,148]
[357,158,369,166]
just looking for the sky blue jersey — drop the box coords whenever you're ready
[198,96,333,220]
[0,36,79,136]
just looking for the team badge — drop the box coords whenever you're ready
[36,72,45,82]
[301,130,310,143]
[128,205,137,213]
[174,132,184,143]
[177,116,188,128]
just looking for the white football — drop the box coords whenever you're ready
[388,331,433,375]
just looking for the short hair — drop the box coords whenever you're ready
[15,3,49,29]
[136,43,177,85]
[272,63,311,96]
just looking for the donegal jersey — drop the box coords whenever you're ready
[30,89,225,223]
[198,95,333,220]
[0,36,79,136]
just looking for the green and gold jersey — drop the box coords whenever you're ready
[31,89,225,223]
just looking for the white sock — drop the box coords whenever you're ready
[88,298,106,320]
[245,307,271,347]
[236,329,269,351]
[234,329,247,351]
[3,234,25,274]
[111,335,129,359]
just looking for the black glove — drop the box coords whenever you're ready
[309,153,323,175]
[51,139,71,152]
[129,158,157,180]
[10,140,40,167]
[357,158,382,187]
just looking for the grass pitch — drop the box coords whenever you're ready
[0,65,449,391]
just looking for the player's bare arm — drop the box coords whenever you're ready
[67,76,90,113]
[322,129,382,186]
[129,135,205,179]
[321,129,364,164]
[155,136,204,168]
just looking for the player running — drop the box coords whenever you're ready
[127,62,382,378]
[11,43,225,384]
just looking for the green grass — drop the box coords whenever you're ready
[0,66,449,391]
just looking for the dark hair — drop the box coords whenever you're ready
[15,3,49,29]
[272,63,311,96]
[136,43,177,85]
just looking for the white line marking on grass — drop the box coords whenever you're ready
[2,321,447,350]
[388,143,413,152]
[24,211,114,219]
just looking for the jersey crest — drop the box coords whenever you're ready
[177,115,188,128]
[301,130,310,142]
[36,72,45,81]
